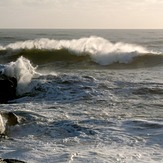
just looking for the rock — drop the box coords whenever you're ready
[2,112,19,126]
[0,158,26,163]
[0,75,17,103]
[0,112,21,136]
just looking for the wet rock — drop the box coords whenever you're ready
[0,158,26,163]
[0,112,21,136]
[0,75,17,103]
[2,112,20,126]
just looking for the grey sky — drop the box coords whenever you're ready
[0,0,163,29]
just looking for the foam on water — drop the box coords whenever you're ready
[0,114,5,134]
[0,36,158,65]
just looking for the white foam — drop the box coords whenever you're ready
[1,36,156,65]
[3,56,39,95]
[0,114,5,134]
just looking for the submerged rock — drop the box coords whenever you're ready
[0,75,17,103]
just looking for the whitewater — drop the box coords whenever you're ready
[0,29,163,163]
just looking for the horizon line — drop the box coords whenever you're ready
[0,28,163,30]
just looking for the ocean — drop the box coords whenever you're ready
[0,29,163,163]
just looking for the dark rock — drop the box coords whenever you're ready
[0,158,26,163]
[0,112,22,136]
[2,112,20,126]
[0,75,17,103]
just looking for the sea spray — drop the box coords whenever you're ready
[3,56,39,95]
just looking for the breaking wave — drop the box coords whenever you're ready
[0,36,162,67]
[1,56,39,95]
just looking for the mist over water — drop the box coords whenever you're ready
[0,29,163,163]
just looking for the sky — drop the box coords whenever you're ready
[0,0,163,29]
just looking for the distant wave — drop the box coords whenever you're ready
[0,36,162,67]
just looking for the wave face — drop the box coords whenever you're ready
[0,36,162,68]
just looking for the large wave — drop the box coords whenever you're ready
[0,36,162,66]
